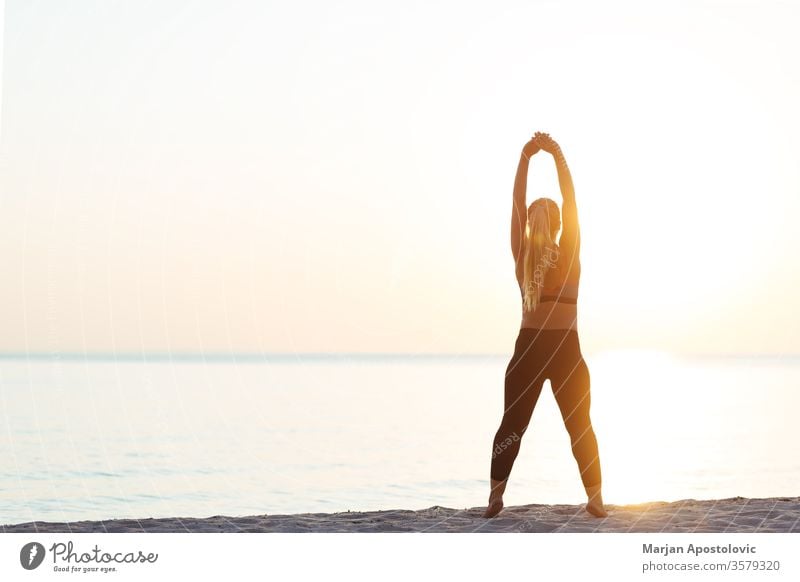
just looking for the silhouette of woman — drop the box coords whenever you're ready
[483,132,607,519]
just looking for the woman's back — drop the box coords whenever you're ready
[517,243,580,330]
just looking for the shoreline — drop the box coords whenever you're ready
[3,496,799,533]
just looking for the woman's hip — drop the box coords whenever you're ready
[509,327,584,370]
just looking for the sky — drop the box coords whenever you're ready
[1,0,799,356]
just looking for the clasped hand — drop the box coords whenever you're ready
[522,131,561,158]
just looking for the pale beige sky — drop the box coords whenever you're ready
[1,0,798,355]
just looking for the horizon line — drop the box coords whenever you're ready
[0,351,798,363]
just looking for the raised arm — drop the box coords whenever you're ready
[535,132,580,263]
[511,138,541,268]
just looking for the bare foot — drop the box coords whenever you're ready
[585,500,608,518]
[483,477,508,518]
[483,498,504,518]
[584,484,608,517]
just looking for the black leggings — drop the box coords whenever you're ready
[490,328,601,488]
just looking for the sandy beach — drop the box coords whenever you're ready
[3,496,798,533]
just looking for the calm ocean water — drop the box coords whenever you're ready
[1,352,798,525]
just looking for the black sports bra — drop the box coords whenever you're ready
[538,294,577,304]
[519,281,580,305]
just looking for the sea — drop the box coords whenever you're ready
[1,351,798,525]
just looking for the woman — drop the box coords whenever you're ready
[483,132,607,519]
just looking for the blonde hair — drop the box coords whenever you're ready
[522,198,560,312]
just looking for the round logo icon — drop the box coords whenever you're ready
[20,542,46,570]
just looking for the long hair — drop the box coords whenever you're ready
[522,198,560,313]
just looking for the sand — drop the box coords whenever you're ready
[3,496,798,533]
